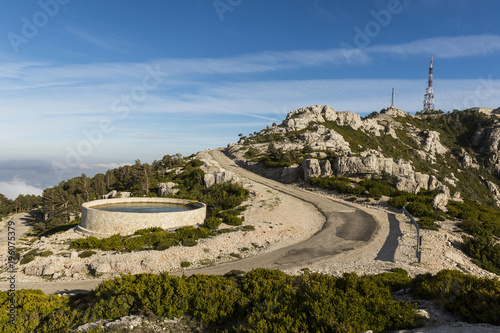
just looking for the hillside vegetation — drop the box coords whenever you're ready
[228,106,500,275]
[2,268,500,332]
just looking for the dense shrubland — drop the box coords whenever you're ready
[3,268,500,332]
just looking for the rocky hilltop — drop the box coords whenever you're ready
[227,105,500,208]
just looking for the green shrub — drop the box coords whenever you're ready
[40,250,53,257]
[230,253,242,259]
[222,214,243,226]
[180,261,191,268]
[418,217,439,231]
[241,225,255,231]
[134,227,164,235]
[389,195,408,209]
[79,250,96,258]
[156,239,179,251]
[21,254,35,265]
[203,216,222,229]
[413,270,500,325]
[182,239,198,247]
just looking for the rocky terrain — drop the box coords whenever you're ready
[228,105,500,206]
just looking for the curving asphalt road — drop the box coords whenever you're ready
[0,149,378,295]
[181,149,378,275]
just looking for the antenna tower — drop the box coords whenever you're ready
[423,56,434,111]
[391,88,395,107]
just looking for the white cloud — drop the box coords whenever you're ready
[0,178,44,200]
[369,34,500,58]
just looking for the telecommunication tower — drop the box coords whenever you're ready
[423,56,434,111]
[391,88,395,107]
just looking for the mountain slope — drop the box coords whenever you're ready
[228,105,500,208]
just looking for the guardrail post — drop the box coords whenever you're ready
[402,207,421,263]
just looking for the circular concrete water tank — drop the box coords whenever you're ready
[77,198,206,236]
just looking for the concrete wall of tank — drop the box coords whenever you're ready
[77,198,206,236]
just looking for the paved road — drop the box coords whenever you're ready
[181,149,377,275]
[0,150,378,294]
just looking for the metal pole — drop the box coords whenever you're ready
[402,207,421,263]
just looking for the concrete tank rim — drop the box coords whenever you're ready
[82,197,206,214]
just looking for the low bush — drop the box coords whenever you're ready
[156,239,178,251]
[134,227,164,235]
[203,216,221,229]
[412,270,500,325]
[78,250,96,258]
[180,261,191,268]
[182,239,198,247]
[39,250,53,257]
[222,214,243,226]
[418,217,439,231]
[6,269,500,331]
[20,254,35,265]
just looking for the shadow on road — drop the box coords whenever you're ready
[375,214,402,262]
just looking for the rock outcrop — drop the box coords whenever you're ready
[101,190,131,199]
[157,182,179,196]
[203,170,238,187]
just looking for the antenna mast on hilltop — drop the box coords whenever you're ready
[423,56,435,111]
[391,88,395,107]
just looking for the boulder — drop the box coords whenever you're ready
[90,262,113,276]
[319,160,333,177]
[301,159,321,180]
[420,130,448,156]
[454,148,479,169]
[432,193,449,213]
[203,170,238,187]
[157,182,179,196]
[41,262,64,276]
[396,177,421,193]
[23,265,43,276]
[334,155,393,176]
[102,190,117,199]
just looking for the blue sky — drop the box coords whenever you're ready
[1,0,500,198]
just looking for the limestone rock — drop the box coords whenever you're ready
[432,193,449,213]
[420,130,448,157]
[334,155,394,176]
[319,160,333,177]
[23,265,43,276]
[101,190,130,199]
[484,179,500,207]
[41,262,64,276]
[454,148,479,169]
[203,173,216,187]
[203,170,238,187]
[396,177,420,193]
[302,159,321,181]
[157,182,179,196]
[102,190,117,199]
[90,262,113,276]
[381,105,407,117]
